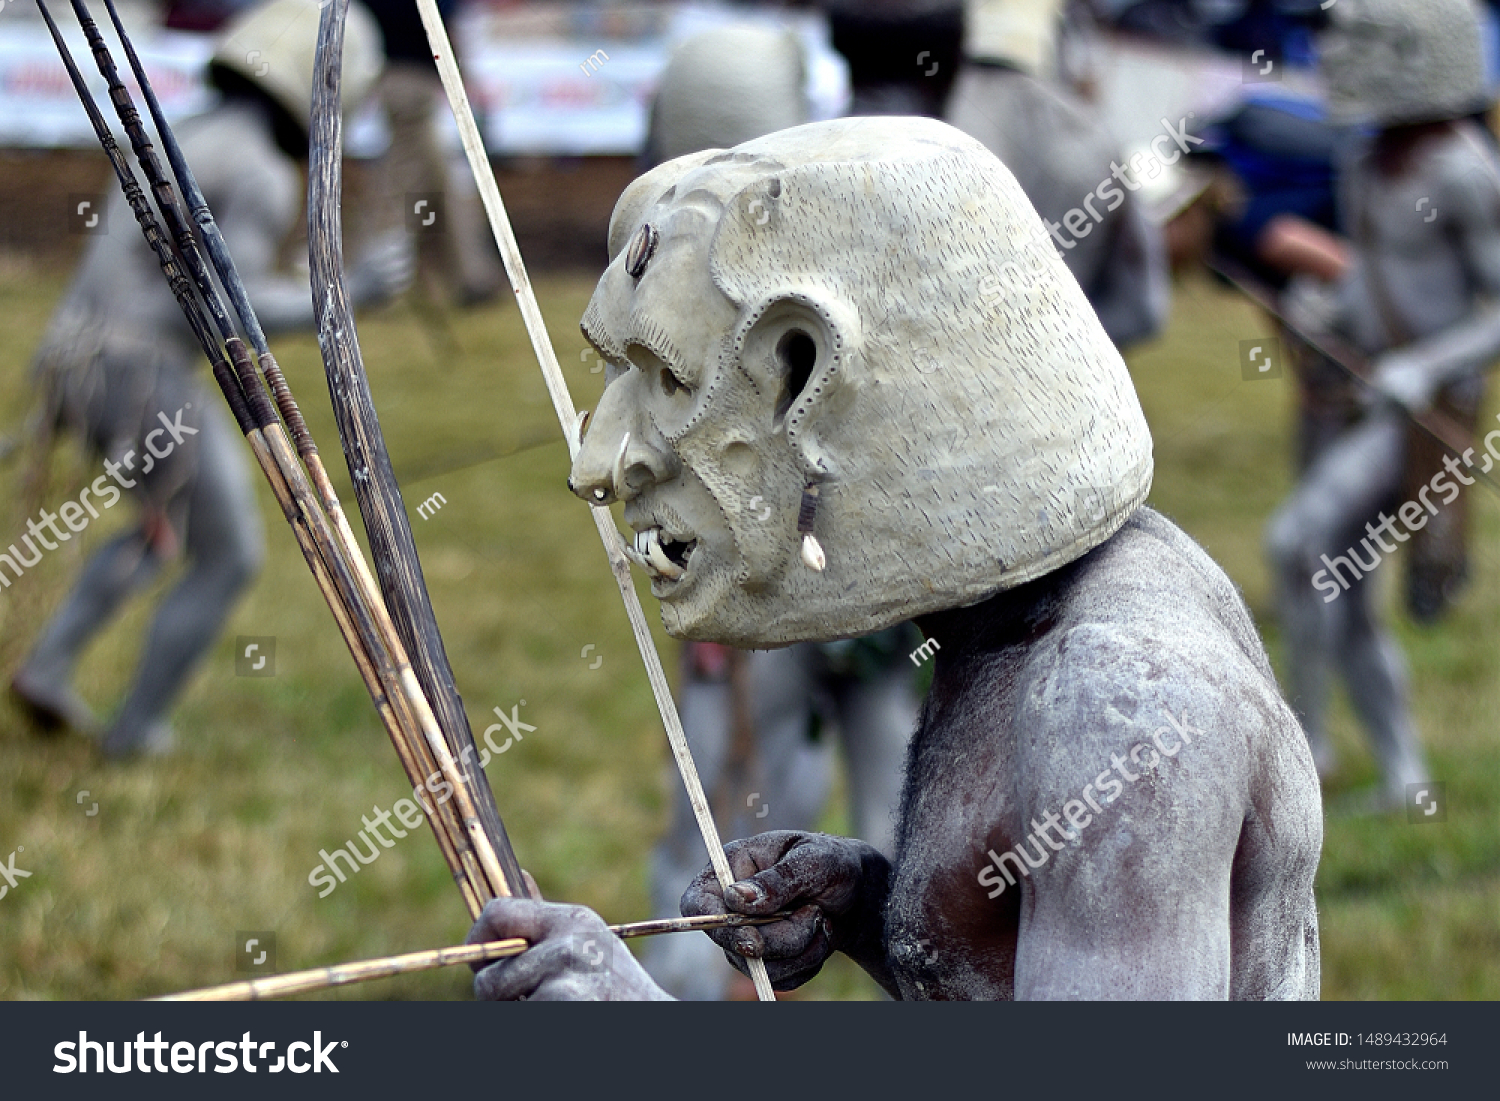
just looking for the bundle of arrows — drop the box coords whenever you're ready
[39,0,777,1001]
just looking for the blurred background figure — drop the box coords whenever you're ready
[946,0,1169,349]
[1163,81,1351,446]
[638,18,925,1000]
[652,631,923,999]
[1249,0,1500,809]
[1107,0,1332,57]
[9,0,409,758]
[161,0,256,32]
[815,0,964,117]
[645,20,807,163]
[364,0,503,310]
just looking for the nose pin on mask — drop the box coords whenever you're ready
[798,483,826,572]
[625,223,659,280]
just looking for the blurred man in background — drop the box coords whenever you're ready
[645,20,808,164]
[1175,88,1353,456]
[365,0,503,308]
[9,0,409,758]
[946,0,1169,349]
[1107,0,1329,55]
[816,0,965,117]
[1262,0,1500,808]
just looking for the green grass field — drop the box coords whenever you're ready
[0,253,1495,1001]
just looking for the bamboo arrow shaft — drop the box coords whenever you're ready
[153,939,530,1002]
[47,0,510,916]
[151,913,790,1002]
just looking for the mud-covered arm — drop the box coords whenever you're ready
[1374,148,1500,409]
[215,154,411,335]
[1004,622,1312,1000]
[1017,797,1232,995]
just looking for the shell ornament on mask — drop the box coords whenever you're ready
[569,117,1153,647]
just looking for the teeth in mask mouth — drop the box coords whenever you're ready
[646,538,681,578]
[625,526,695,581]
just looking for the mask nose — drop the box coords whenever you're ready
[569,430,629,506]
[568,377,675,505]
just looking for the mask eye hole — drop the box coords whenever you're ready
[625,343,691,398]
[773,329,817,427]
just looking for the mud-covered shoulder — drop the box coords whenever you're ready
[1004,508,1300,792]
[1065,507,1277,682]
[1431,122,1500,227]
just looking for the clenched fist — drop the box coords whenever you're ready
[680,831,894,993]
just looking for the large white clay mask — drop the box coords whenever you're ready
[570,117,1154,646]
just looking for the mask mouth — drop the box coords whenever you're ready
[623,524,698,582]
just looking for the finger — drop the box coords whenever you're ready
[466,897,600,968]
[722,831,802,881]
[746,903,828,960]
[466,896,549,950]
[742,904,835,990]
[726,839,856,915]
[679,865,728,920]
[723,901,825,962]
[724,838,778,883]
[679,866,764,958]
[714,936,828,993]
[682,832,821,920]
[474,940,576,1001]
[521,869,542,901]
[713,832,808,914]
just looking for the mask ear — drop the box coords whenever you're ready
[607,149,723,261]
[734,293,860,480]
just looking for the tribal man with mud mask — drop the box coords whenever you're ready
[1267,0,1500,810]
[466,116,1323,1000]
[10,0,409,757]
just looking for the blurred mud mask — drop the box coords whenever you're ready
[1320,0,1490,128]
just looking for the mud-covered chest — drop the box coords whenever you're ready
[883,712,1021,999]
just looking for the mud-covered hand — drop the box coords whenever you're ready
[348,230,415,307]
[679,830,894,992]
[1281,272,1346,339]
[469,897,673,1001]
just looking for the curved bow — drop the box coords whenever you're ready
[307,0,526,901]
